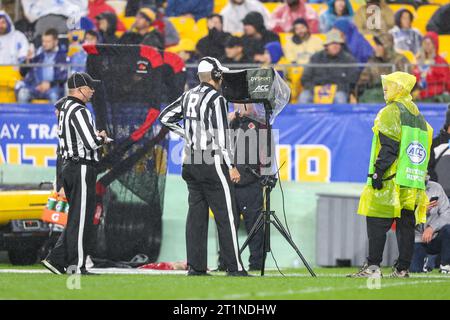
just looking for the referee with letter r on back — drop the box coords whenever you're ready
[159,56,249,276]
[42,72,111,275]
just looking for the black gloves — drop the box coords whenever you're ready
[371,170,384,190]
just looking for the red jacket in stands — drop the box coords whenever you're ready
[413,32,450,99]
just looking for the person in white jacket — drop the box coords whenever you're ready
[220,0,270,34]
[0,11,29,65]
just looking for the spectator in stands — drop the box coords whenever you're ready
[21,0,88,44]
[167,39,198,89]
[354,0,394,35]
[88,0,126,32]
[221,0,270,34]
[16,29,67,104]
[125,0,165,17]
[319,0,354,33]
[428,107,450,199]
[284,18,323,64]
[411,179,450,274]
[413,32,450,102]
[299,30,358,103]
[119,7,164,49]
[0,11,29,65]
[96,12,120,44]
[254,41,285,65]
[270,0,319,33]
[333,18,373,64]
[152,10,180,48]
[355,33,409,102]
[241,12,280,60]
[196,14,231,59]
[70,30,99,73]
[165,0,213,21]
[221,36,252,66]
[389,9,422,55]
[426,4,450,35]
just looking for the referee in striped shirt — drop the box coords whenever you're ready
[159,57,248,276]
[42,72,110,275]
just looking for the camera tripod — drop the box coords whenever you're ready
[239,103,316,277]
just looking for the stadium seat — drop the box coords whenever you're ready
[429,0,448,4]
[279,32,291,48]
[363,34,375,48]
[439,35,450,64]
[350,0,363,12]
[213,0,228,13]
[121,16,136,30]
[192,18,208,43]
[263,2,283,13]
[106,0,127,16]
[168,16,197,43]
[316,33,326,42]
[388,4,416,15]
[412,5,440,34]
[398,50,417,64]
[0,66,21,103]
[286,66,303,104]
[310,3,327,15]
[31,99,50,104]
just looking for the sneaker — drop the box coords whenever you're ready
[226,270,251,277]
[211,265,227,272]
[41,259,65,275]
[439,265,450,274]
[389,268,410,278]
[347,264,382,278]
[187,269,210,276]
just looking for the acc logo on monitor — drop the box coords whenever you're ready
[252,85,270,93]
[406,141,426,165]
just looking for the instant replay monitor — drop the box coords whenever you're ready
[221,68,291,124]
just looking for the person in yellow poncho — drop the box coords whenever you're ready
[349,71,433,278]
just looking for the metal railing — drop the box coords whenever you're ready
[1,62,448,103]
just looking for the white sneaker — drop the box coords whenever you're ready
[439,265,450,274]
[347,264,382,278]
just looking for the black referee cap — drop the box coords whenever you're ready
[67,72,101,89]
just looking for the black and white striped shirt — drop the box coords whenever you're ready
[159,82,234,168]
[57,96,103,162]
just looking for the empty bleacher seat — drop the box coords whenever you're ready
[168,16,197,43]
[439,35,450,64]
[213,0,228,13]
[0,66,21,103]
[388,4,416,15]
[121,16,136,30]
[412,5,440,34]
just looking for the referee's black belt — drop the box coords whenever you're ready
[63,157,97,166]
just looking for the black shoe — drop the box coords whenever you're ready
[187,269,211,276]
[211,265,227,272]
[227,270,251,277]
[249,266,262,271]
[79,270,99,276]
[41,259,65,275]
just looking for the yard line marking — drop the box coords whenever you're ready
[218,280,448,300]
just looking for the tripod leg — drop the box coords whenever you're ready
[270,218,316,277]
[239,212,264,255]
[261,210,270,276]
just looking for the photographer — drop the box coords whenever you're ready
[229,104,264,271]
[411,179,450,274]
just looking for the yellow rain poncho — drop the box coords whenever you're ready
[358,72,433,224]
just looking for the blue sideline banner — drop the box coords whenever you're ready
[0,103,447,183]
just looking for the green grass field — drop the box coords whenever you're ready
[0,264,449,300]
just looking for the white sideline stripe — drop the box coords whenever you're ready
[1,268,449,279]
[214,154,243,272]
[77,165,87,273]
[220,280,449,299]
